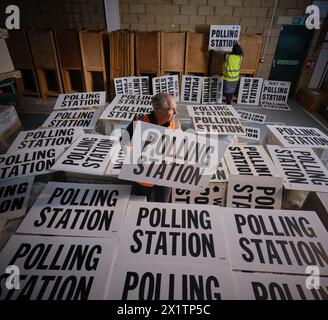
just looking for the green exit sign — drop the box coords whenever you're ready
[292,16,306,25]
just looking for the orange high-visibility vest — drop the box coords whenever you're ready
[136,114,181,187]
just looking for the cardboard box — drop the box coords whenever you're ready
[295,88,328,113]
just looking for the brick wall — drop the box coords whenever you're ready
[119,0,319,90]
[0,0,106,30]
[0,0,321,91]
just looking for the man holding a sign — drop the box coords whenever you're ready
[125,92,181,202]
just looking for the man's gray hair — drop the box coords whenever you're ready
[152,92,170,111]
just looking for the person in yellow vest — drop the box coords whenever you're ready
[213,42,243,104]
[125,92,181,202]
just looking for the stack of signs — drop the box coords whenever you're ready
[106,201,236,300]
[7,128,83,152]
[209,25,241,52]
[202,76,223,104]
[172,160,229,206]
[42,109,102,130]
[187,105,245,136]
[260,80,291,111]
[267,145,328,193]
[52,134,120,176]
[266,125,328,150]
[17,182,131,238]
[0,235,118,299]
[53,92,106,110]
[237,77,263,106]
[181,75,203,104]
[100,94,153,122]
[119,121,229,192]
[152,75,180,102]
[0,148,64,180]
[224,145,283,209]
[114,76,149,95]
[237,110,266,124]
[233,272,328,300]
[0,176,34,220]
[221,207,328,299]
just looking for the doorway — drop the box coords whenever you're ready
[269,25,313,96]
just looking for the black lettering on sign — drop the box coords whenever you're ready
[121,272,222,300]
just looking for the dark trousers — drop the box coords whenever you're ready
[225,93,233,104]
[132,183,172,203]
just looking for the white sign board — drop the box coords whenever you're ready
[53,92,106,110]
[209,25,241,52]
[267,145,328,192]
[107,262,235,300]
[105,147,125,176]
[119,121,228,191]
[7,128,83,153]
[152,75,180,102]
[181,75,203,104]
[100,95,153,121]
[114,76,149,95]
[267,125,328,149]
[225,145,283,209]
[0,176,34,220]
[237,77,263,105]
[186,104,240,118]
[202,76,223,104]
[261,101,290,111]
[192,114,245,136]
[173,183,227,207]
[116,201,229,265]
[221,208,328,275]
[0,235,117,299]
[42,109,102,129]
[52,134,119,175]
[0,147,64,180]
[233,272,328,300]
[242,126,261,141]
[237,110,266,124]
[17,182,131,238]
[261,80,291,103]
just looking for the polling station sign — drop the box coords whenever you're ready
[186,104,240,118]
[52,134,120,176]
[42,109,102,129]
[261,80,291,103]
[0,235,117,300]
[267,125,328,149]
[107,262,235,300]
[181,75,203,104]
[192,114,245,136]
[7,128,83,153]
[237,110,266,124]
[172,183,227,207]
[267,145,328,193]
[0,176,34,220]
[0,147,64,180]
[152,75,180,102]
[225,145,283,209]
[17,182,131,238]
[114,76,149,95]
[261,101,290,111]
[202,76,223,104]
[100,94,153,121]
[237,77,263,106]
[119,121,228,191]
[115,201,229,265]
[53,92,106,110]
[221,208,328,275]
[240,125,261,142]
[209,25,240,52]
[233,272,328,300]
